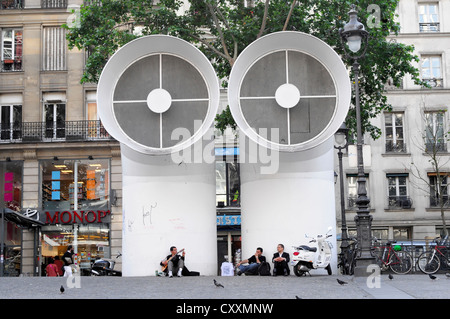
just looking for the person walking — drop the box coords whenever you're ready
[62,245,74,277]
[45,257,59,277]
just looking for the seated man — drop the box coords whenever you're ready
[160,246,185,278]
[236,247,266,275]
[272,244,290,276]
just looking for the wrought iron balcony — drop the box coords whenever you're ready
[423,78,444,88]
[388,196,413,209]
[425,142,447,153]
[0,120,114,144]
[1,60,23,72]
[419,22,440,32]
[0,0,23,9]
[385,141,406,153]
[41,0,66,8]
[429,195,450,208]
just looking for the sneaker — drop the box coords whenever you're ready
[168,271,173,278]
[177,269,182,277]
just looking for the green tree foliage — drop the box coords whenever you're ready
[65,0,424,138]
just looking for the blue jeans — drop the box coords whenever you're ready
[239,263,259,274]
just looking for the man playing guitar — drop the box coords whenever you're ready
[160,246,185,277]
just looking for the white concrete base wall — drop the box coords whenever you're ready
[240,138,338,274]
[120,145,217,276]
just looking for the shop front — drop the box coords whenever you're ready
[215,147,241,275]
[39,158,111,276]
[0,160,36,277]
[0,208,44,277]
[217,214,241,275]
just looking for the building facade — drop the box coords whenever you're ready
[335,0,450,243]
[0,0,123,276]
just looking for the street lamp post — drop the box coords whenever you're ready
[334,123,350,274]
[339,4,376,276]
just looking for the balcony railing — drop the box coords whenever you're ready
[430,195,450,208]
[83,0,102,6]
[1,60,23,72]
[385,141,406,153]
[388,196,413,209]
[384,77,404,91]
[41,0,66,8]
[425,142,447,153]
[0,0,23,9]
[423,78,444,88]
[419,22,440,32]
[0,120,114,143]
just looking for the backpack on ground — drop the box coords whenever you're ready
[258,261,271,276]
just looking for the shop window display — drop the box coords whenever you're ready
[41,224,110,276]
[41,159,110,211]
[1,161,22,212]
[40,159,111,276]
[0,161,23,276]
[3,221,22,276]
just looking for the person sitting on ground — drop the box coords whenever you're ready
[236,247,266,275]
[272,244,290,276]
[160,246,185,278]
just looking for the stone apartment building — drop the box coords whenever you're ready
[0,0,123,276]
[335,0,450,243]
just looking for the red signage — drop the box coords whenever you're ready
[44,210,111,224]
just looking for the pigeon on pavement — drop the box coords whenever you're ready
[336,279,348,285]
[429,274,437,280]
[388,273,394,280]
[213,279,224,288]
[60,285,65,294]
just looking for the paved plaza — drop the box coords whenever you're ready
[0,273,448,300]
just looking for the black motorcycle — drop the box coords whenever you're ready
[91,252,122,276]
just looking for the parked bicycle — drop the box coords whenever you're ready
[338,237,358,275]
[372,239,413,274]
[417,235,449,274]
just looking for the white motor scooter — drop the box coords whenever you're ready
[291,227,333,276]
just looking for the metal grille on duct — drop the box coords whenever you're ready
[239,50,336,146]
[228,31,351,152]
[112,54,209,149]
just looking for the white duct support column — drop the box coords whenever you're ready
[228,32,351,274]
[240,138,337,273]
[97,35,220,276]
[121,145,217,276]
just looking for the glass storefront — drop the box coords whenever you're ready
[41,158,110,211]
[40,159,111,276]
[3,220,22,276]
[0,161,22,212]
[0,161,23,277]
[41,224,110,276]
